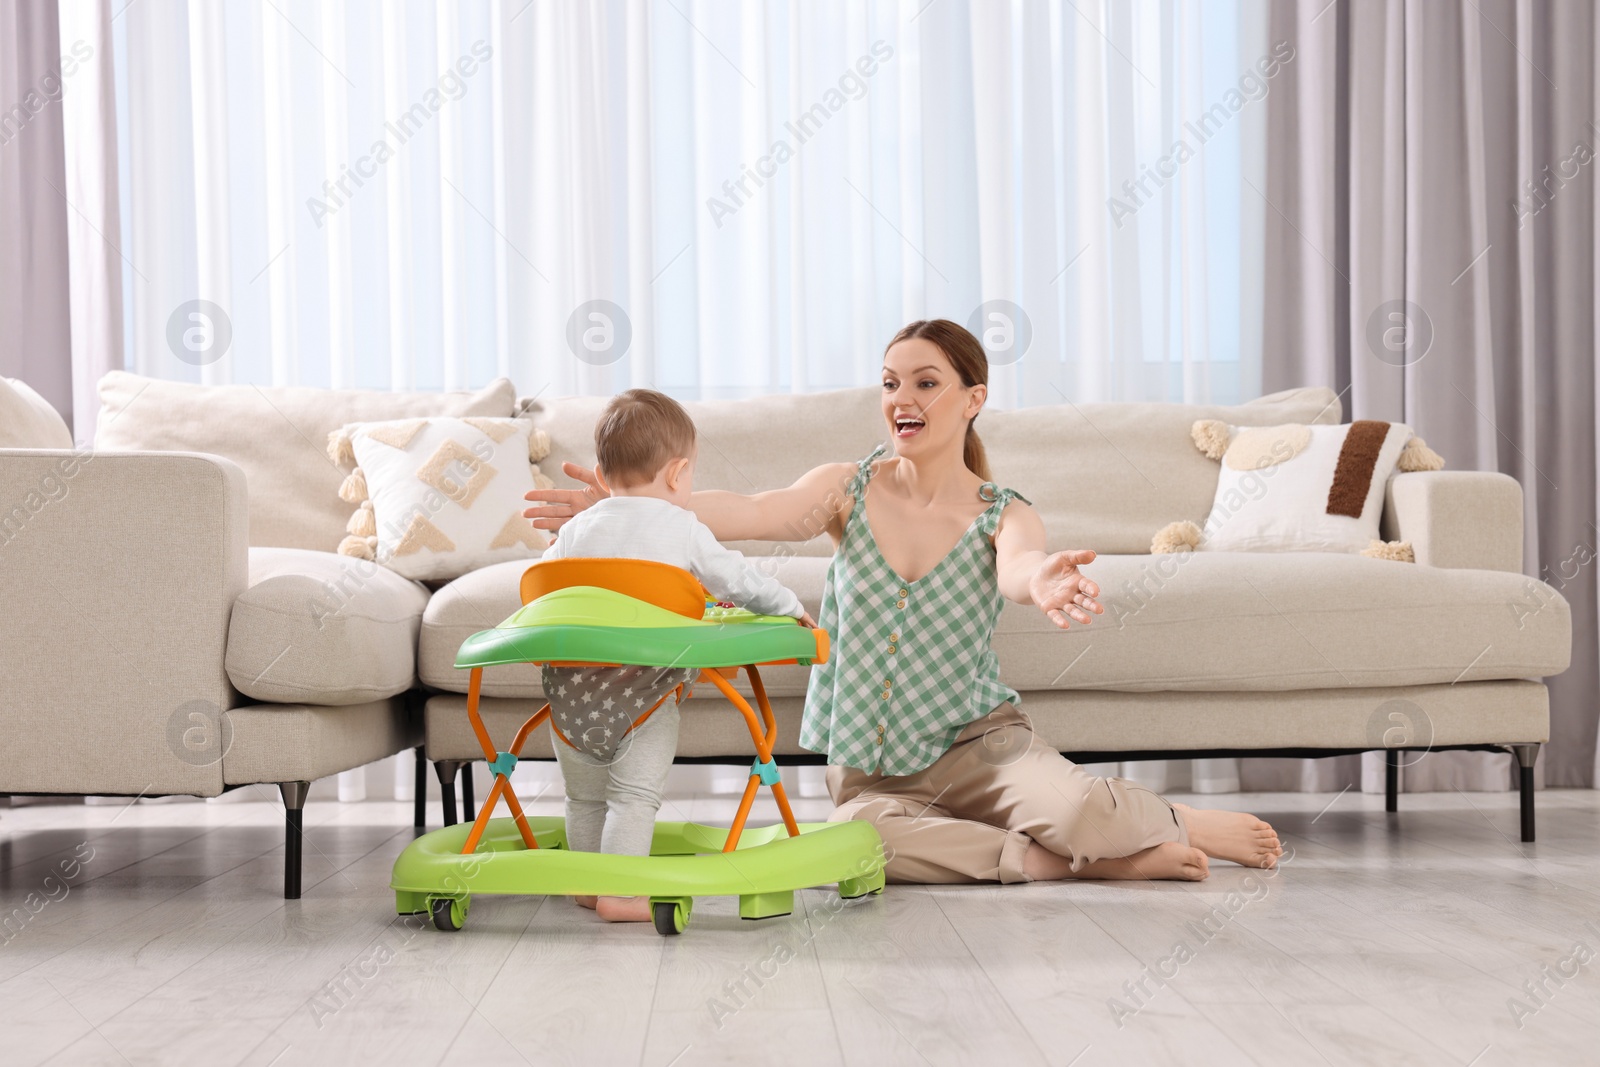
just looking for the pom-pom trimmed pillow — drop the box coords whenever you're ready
[1153,420,1444,557]
[327,416,555,581]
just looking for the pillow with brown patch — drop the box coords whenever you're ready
[326,416,556,581]
[1151,420,1443,558]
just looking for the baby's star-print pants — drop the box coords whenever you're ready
[542,664,697,856]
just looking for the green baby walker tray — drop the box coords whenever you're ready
[390,557,886,935]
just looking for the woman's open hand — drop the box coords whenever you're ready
[1029,549,1103,630]
[523,462,608,531]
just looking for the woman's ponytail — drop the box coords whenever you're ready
[963,422,992,482]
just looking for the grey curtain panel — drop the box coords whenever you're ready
[1255,0,1597,789]
[0,0,74,430]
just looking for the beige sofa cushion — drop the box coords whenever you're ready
[227,548,429,705]
[521,385,1339,556]
[420,551,1571,700]
[224,697,419,785]
[997,551,1572,692]
[0,376,73,448]
[96,372,516,550]
[419,559,548,696]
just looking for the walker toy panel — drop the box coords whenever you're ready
[455,585,828,670]
[391,817,887,935]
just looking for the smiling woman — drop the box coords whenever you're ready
[528,318,1287,885]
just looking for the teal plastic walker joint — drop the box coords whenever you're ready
[488,751,517,778]
[751,757,781,786]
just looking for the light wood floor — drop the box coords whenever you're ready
[2,785,1598,1066]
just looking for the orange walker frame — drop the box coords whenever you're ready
[454,559,809,859]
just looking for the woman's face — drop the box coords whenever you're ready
[881,337,983,464]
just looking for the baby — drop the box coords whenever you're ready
[539,388,811,923]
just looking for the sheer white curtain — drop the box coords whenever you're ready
[77,0,1265,416]
[70,0,1271,797]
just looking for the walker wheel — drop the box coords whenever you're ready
[653,900,686,936]
[432,897,464,932]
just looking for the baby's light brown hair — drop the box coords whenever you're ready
[594,388,697,487]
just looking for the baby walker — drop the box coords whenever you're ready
[390,558,886,935]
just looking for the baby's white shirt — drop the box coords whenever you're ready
[541,496,805,619]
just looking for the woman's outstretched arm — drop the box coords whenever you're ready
[992,501,1103,629]
[525,460,858,544]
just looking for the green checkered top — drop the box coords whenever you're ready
[801,444,1030,775]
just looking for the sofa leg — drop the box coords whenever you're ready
[1385,749,1399,813]
[1511,744,1539,843]
[434,760,462,827]
[412,745,427,832]
[280,781,310,900]
[461,764,476,823]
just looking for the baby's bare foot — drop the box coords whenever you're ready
[1173,803,1282,868]
[595,895,652,922]
[574,895,597,910]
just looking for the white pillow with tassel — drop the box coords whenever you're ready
[327,416,555,581]
[1152,419,1445,559]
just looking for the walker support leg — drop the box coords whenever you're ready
[412,745,427,832]
[739,890,794,920]
[705,668,801,850]
[840,868,887,899]
[280,780,309,900]
[435,760,462,827]
[462,775,511,855]
[457,703,550,853]
[725,774,761,852]
[500,784,540,849]
[769,779,802,838]
[1512,744,1539,843]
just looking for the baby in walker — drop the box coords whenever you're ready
[540,388,812,922]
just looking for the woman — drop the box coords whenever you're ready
[525,320,1281,883]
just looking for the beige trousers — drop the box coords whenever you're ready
[826,703,1189,884]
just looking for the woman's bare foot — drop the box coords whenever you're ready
[574,895,597,910]
[595,895,652,922]
[1173,803,1282,868]
[1080,842,1210,881]
[1024,840,1209,882]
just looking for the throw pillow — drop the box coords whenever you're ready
[1151,420,1444,558]
[0,377,73,449]
[328,416,555,581]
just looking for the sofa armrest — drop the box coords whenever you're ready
[0,449,249,795]
[1381,471,1523,572]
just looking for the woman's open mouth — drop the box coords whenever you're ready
[893,415,926,439]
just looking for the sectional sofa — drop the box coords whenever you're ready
[0,374,1572,899]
